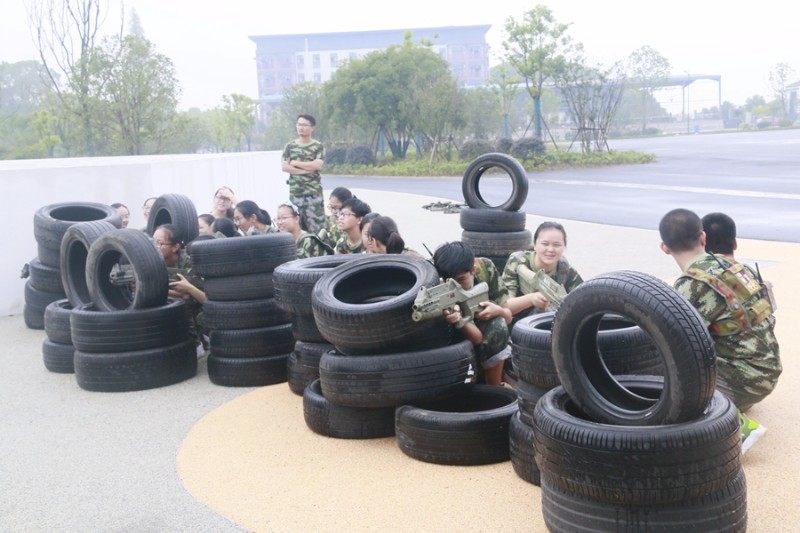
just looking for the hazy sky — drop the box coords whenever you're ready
[2,0,796,113]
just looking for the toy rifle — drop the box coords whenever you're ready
[517,265,567,309]
[109,264,189,285]
[411,278,489,329]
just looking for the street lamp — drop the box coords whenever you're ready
[686,71,691,134]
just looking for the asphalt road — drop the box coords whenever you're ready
[331,128,800,243]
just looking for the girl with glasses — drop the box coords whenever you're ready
[276,203,332,258]
[211,186,237,220]
[334,198,371,254]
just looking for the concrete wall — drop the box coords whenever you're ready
[2,151,286,317]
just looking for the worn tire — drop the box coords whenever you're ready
[60,220,119,307]
[24,279,66,330]
[534,377,741,505]
[86,229,169,311]
[274,255,363,315]
[42,339,75,374]
[552,270,716,425]
[203,298,289,331]
[206,353,289,387]
[312,255,450,355]
[290,314,326,342]
[394,384,518,465]
[27,257,64,294]
[461,153,529,211]
[303,379,396,439]
[509,411,540,486]
[461,229,532,257]
[44,299,73,345]
[209,323,295,359]
[202,272,275,301]
[33,202,121,265]
[318,340,473,407]
[146,193,198,244]
[459,207,527,232]
[74,339,197,392]
[70,298,190,353]
[516,378,549,427]
[188,233,297,278]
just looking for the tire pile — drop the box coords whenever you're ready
[460,153,531,273]
[533,271,746,532]
[189,233,298,387]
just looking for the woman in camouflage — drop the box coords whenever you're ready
[276,202,332,259]
[234,200,275,236]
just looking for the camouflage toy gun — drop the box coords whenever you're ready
[411,279,489,328]
[109,264,189,285]
[518,265,567,309]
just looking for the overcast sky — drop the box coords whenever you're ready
[2,0,797,113]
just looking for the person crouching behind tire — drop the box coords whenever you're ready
[276,202,332,259]
[433,241,513,386]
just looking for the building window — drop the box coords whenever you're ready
[296,55,304,69]
[261,56,274,69]
[451,46,464,59]
[330,53,338,68]
[280,54,293,68]
[470,45,483,58]
[298,73,305,83]
[282,73,293,85]
[313,54,320,68]
[314,72,322,83]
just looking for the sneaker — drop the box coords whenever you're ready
[739,410,767,455]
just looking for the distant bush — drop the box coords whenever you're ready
[510,137,546,159]
[459,139,495,161]
[778,118,793,128]
[345,145,376,165]
[325,147,347,165]
[495,137,514,154]
[643,127,661,136]
[756,120,770,129]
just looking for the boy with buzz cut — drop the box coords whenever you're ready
[432,242,513,385]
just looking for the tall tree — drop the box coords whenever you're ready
[27,0,124,155]
[220,93,256,151]
[502,5,579,140]
[768,62,795,117]
[488,63,520,138]
[627,45,671,134]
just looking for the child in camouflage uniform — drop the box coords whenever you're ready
[318,187,352,249]
[334,198,371,254]
[281,114,325,235]
[433,242,512,386]
[660,208,782,453]
[276,203,332,259]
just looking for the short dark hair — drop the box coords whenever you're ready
[341,198,371,218]
[702,212,736,255]
[369,216,405,254]
[659,208,702,252]
[111,202,128,210]
[433,241,475,280]
[534,221,567,247]
[198,213,215,226]
[212,217,238,238]
[155,223,182,246]
[330,187,352,203]
[297,114,316,126]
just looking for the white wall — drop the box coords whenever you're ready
[2,151,286,316]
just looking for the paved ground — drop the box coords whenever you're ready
[2,189,797,532]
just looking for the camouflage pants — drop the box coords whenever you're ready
[474,316,511,369]
[291,193,325,236]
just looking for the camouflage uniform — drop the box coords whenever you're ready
[458,258,511,375]
[296,231,332,259]
[175,251,206,350]
[675,252,782,410]
[245,224,276,235]
[282,139,325,235]
[334,235,364,255]
[501,250,583,320]
[317,216,341,248]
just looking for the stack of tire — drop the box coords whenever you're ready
[509,311,665,486]
[460,153,531,273]
[304,255,466,439]
[42,299,76,373]
[189,233,298,387]
[534,271,746,532]
[273,255,362,395]
[69,228,197,392]
[25,202,121,329]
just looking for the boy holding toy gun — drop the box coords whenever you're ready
[431,242,512,385]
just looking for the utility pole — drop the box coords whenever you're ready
[686,71,691,134]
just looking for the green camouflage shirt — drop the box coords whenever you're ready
[674,252,781,404]
[296,231,332,259]
[472,257,509,306]
[501,251,583,298]
[318,216,341,247]
[334,235,364,254]
[282,140,325,197]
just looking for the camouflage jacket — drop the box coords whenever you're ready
[296,231,332,259]
[472,257,509,306]
[501,251,583,298]
[334,235,364,255]
[674,252,781,402]
[243,224,276,236]
[282,139,325,197]
[317,216,341,248]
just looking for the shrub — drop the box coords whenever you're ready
[643,127,661,136]
[510,137,545,159]
[459,139,495,161]
[325,147,347,165]
[495,137,514,154]
[778,118,793,128]
[345,145,376,165]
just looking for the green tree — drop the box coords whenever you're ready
[502,5,579,140]
[487,63,520,138]
[220,93,256,151]
[627,45,671,134]
[461,86,502,140]
[768,62,795,117]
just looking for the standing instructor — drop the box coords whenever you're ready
[281,114,325,234]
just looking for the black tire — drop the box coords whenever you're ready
[533,377,741,505]
[27,257,64,294]
[394,384,518,465]
[552,270,716,425]
[206,353,289,387]
[540,468,747,533]
[209,323,295,359]
[60,220,119,307]
[312,255,450,355]
[484,254,510,274]
[461,229,532,257]
[70,299,190,353]
[188,233,297,278]
[461,153,529,211]
[509,412,540,486]
[33,202,121,264]
[287,351,320,396]
[86,229,169,311]
[146,193,198,245]
[512,312,663,389]
[303,379,396,439]
[36,243,61,269]
[516,378,549,427]
[290,314,326,342]
[44,299,73,345]
[24,279,66,330]
[42,339,75,374]
[203,298,289,331]
[273,255,363,315]
[202,272,275,301]
[459,207,526,232]
[318,340,473,407]
[74,339,197,392]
